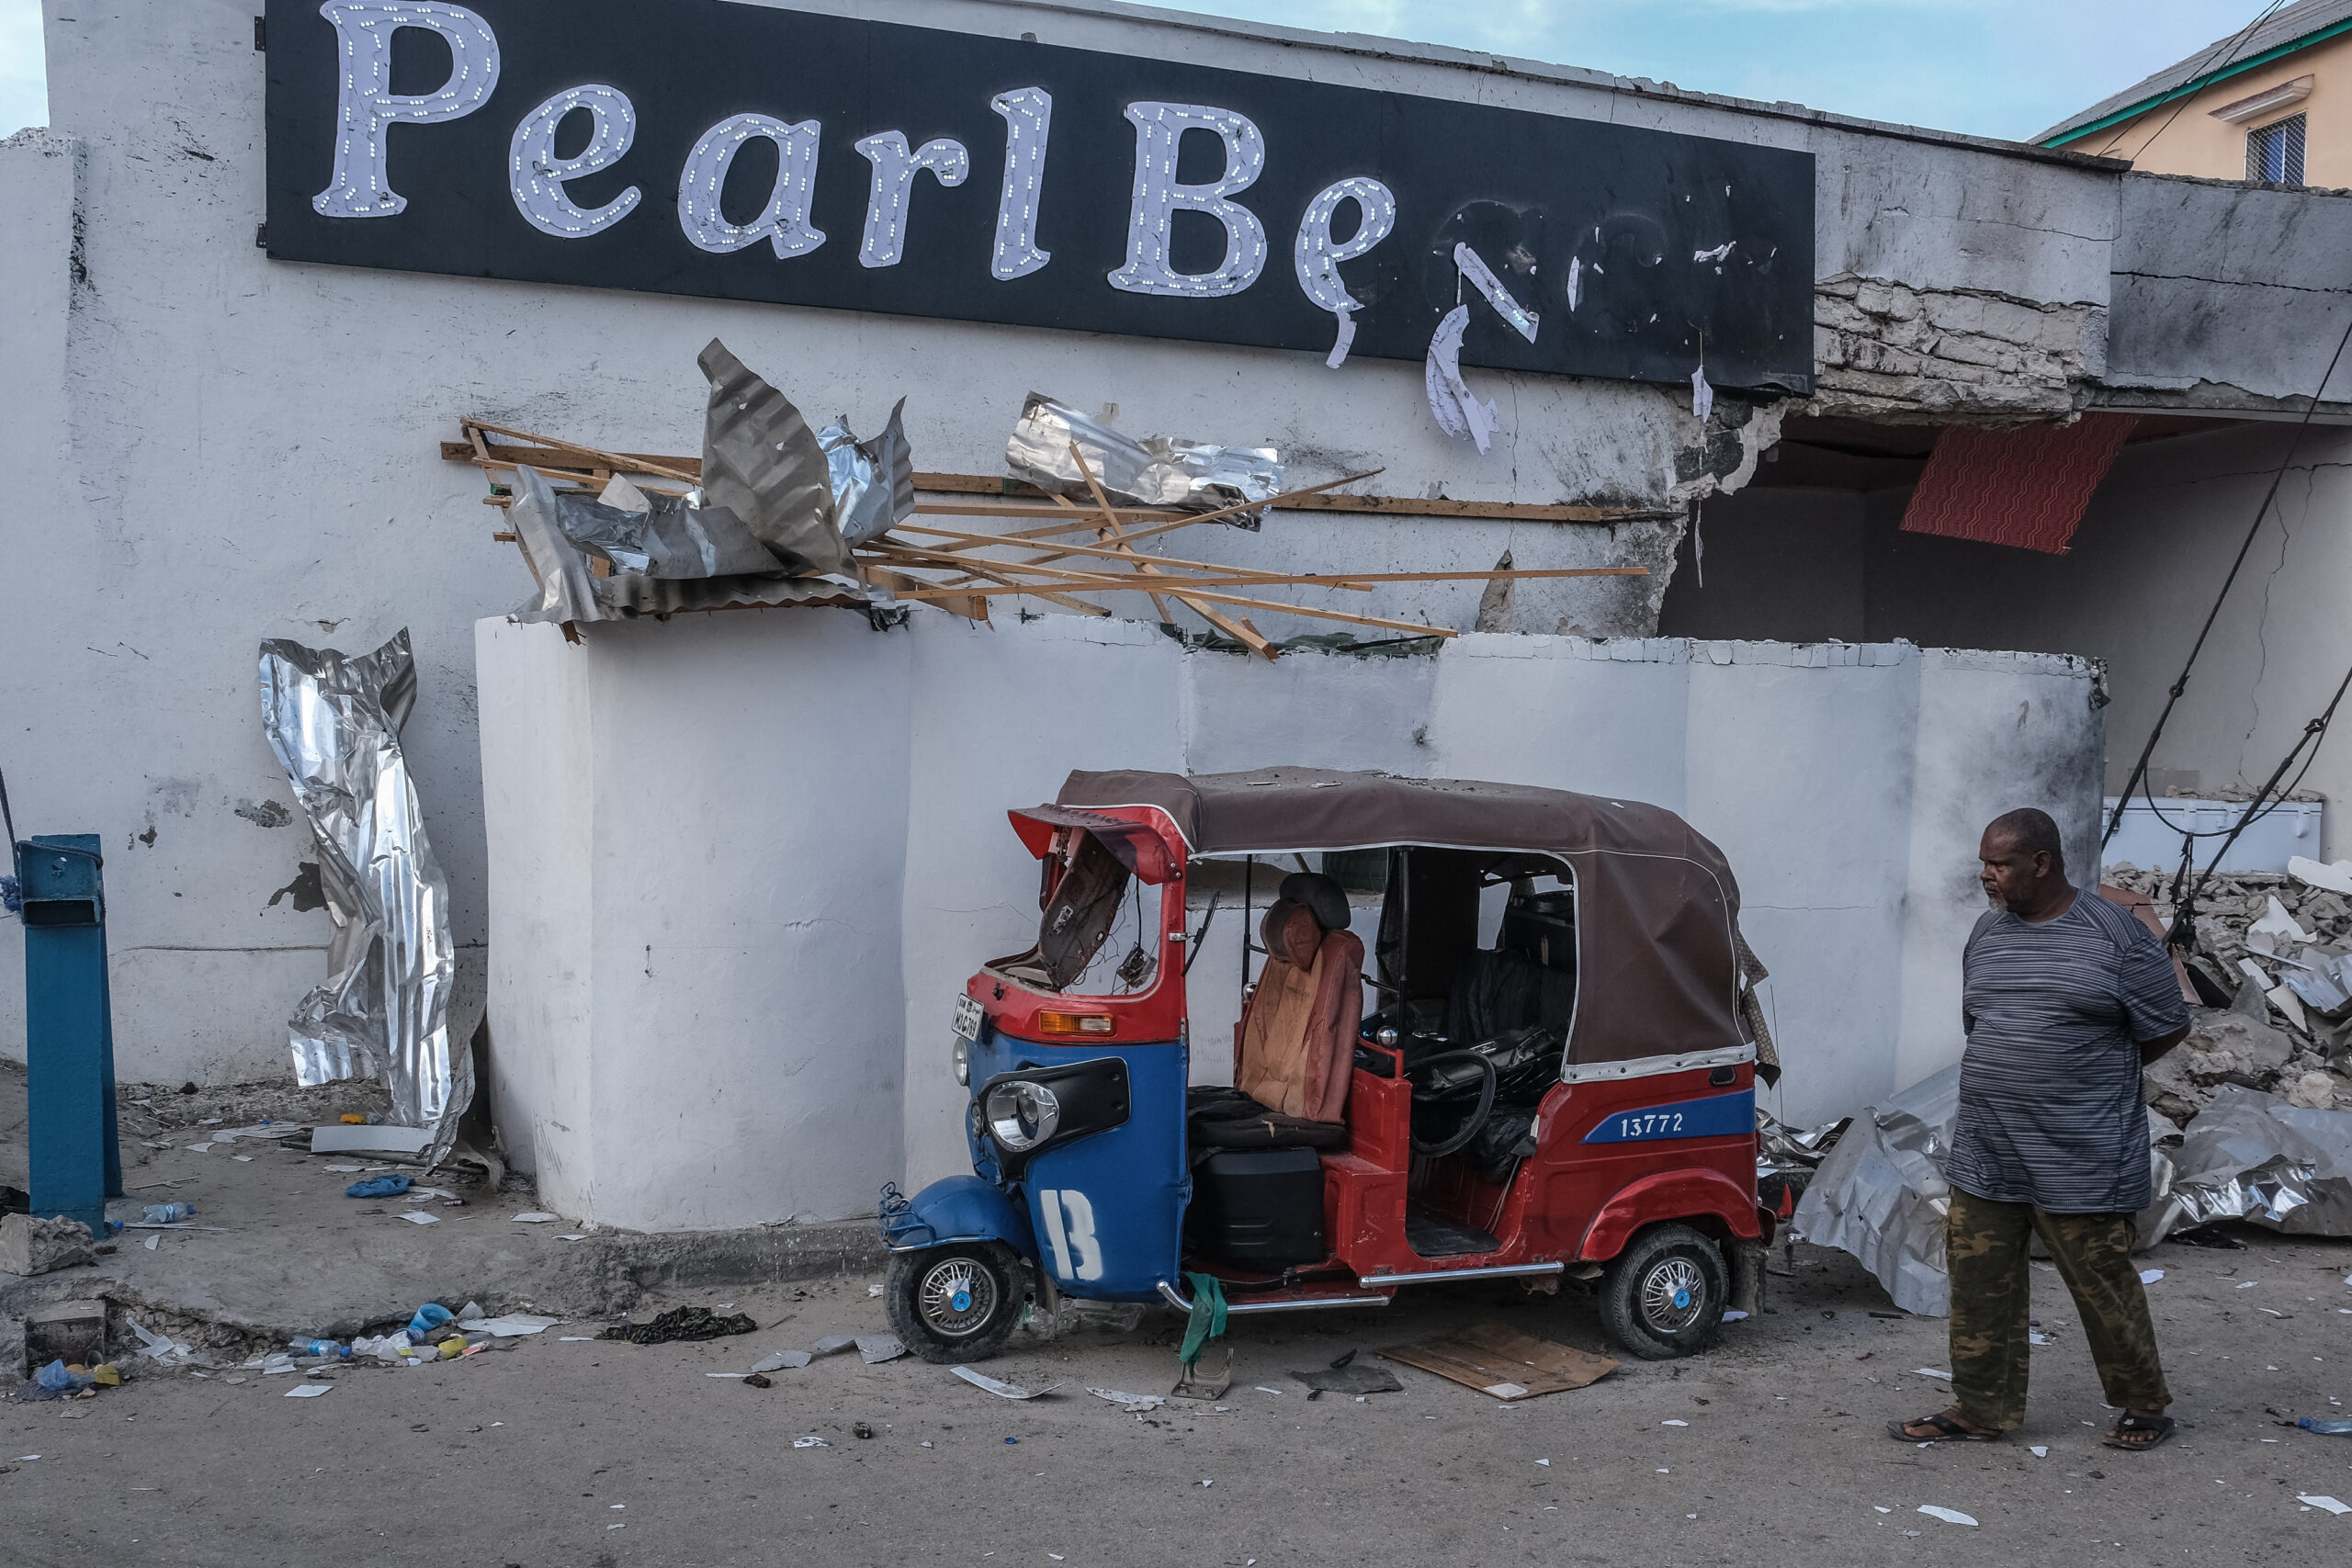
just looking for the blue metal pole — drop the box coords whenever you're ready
[17,833,119,1235]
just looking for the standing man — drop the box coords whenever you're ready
[1890,807,2190,1450]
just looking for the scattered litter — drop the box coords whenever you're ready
[857,1335,908,1364]
[2140,1269,2165,1284]
[854,1422,875,1439]
[346,1176,411,1199]
[811,1335,858,1357]
[745,1373,773,1388]
[322,1163,364,1172]
[142,1235,158,1251]
[284,1384,333,1398]
[2030,1332,2051,1345]
[1874,1506,1892,1514]
[139,1203,194,1225]
[512,1213,559,1224]
[1253,1386,1282,1395]
[706,1372,750,1379]
[2301,1417,2352,1436]
[1917,1506,1978,1527]
[1722,1310,1748,1322]
[398,1211,440,1225]
[471,1314,560,1337]
[1912,1369,1953,1380]
[1536,1459,1551,1467]
[2236,1280,2260,1289]
[602,1306,758,1344]
[1662,1419,1688,1427]
[792,1436,829,1449]
[559,1337,595,1342]
[2299,1495,2351,1515]
[1382,1324,1615,1401]
[2261,1308,2290,1317]
[559,1234,588,1242]
[2030,1446,2049,1457]
[232,1155,254,1163]
[954,1366,1056,1401]
[1291,1348,1403,1401]
[867,1283,885,1297]
[751,1351,813,1373]
[1088,1388,1165,1413]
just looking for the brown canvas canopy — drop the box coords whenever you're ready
[1055,767,1759,1077]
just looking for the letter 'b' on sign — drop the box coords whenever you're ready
[312,1,503,219]
[1108,102,1268,299]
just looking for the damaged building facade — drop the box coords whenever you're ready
[3,0,2347,1228]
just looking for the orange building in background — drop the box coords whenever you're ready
[2041,0,2352,186]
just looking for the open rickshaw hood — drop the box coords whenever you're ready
[1045,767,1758,1078]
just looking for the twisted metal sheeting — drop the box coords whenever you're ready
[259,630,469,1154]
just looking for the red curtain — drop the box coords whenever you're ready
[1899,413,2139,554]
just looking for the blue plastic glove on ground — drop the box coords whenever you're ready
[345,1175,412,1199]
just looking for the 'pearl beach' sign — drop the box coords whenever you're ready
[263,0,1815,394]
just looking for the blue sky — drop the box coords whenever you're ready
[0,1,2278,143]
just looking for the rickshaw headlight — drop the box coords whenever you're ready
[952,1037,970,1087]
[984,1079,1061,1152]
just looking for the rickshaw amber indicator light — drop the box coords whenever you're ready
[1036,1010,1116,1036]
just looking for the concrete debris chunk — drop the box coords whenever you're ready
[0,1214,96,1278]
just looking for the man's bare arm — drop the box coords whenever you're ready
[2140,1023,2191,1064]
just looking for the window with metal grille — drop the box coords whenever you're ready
[2247,113,2307,184]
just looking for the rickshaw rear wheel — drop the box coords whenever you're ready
[1598,1223,1727,1360]
[885,1242,1026,1364]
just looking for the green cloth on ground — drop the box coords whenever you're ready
[1179,1272,1229,1365]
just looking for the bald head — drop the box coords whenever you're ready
[1978,807,2073,918]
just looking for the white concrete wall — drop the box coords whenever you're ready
[479,609,2101,1226]
[0,0,2137,1095]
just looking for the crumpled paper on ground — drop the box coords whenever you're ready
[259,631,469,1161]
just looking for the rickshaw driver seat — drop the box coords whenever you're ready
[1233,875,1363,1124]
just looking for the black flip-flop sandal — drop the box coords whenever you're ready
[2102,1413,2177,1451]
[1887,1411,2002,1443]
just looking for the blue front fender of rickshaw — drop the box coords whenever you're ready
[880,1175,1038,1260]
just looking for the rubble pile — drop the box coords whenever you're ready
[2104,865,2352,1120]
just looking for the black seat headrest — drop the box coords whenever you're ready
[1279,871,1351,933]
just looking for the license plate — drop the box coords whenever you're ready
[951,994,985,1042]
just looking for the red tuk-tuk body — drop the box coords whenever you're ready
[884,769,1779,1363]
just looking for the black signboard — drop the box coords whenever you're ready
[264,0,1815,393]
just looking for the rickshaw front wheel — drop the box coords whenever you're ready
[885,1242,1026,1364]
[1597,1222,1727,1360]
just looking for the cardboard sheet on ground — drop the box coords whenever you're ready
[1381,1324,1619,1400]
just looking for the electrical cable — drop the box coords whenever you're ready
[2087,0,2289,163]
[2102,306,2352,850]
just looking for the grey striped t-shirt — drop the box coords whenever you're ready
[1946,891,2188,1213]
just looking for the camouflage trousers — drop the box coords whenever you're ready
[1945,1189,2170,1432]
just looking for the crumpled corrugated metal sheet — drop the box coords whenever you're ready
[1790,1066,1962,1316]
[1794,1071,2352,1315]
[1005,392,1282,521]
[2142,1084,2352,1238]
[259,630,469,1158]
[506,341,900,624]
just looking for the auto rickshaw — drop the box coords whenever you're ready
[878,767,1782,1363]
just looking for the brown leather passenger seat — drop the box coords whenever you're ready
[1233,874,1363,1125]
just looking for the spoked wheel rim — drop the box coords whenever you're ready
[917,1256,999,1338]
[1637,1256,1707,1334]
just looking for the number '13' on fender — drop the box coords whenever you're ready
[1037,1188,1104,1281]
[1580,1089,1754,1145]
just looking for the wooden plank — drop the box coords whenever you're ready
[1281,492,1666,524]
[442,436,1651,525]
[459,420,700,484]
[887,523,1374,589]
[876,569,1460,639]
[865,564,987,625]
[866,548,1647,593]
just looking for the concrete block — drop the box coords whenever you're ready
[0,1213,96,1277]
[1854,281,1919,321]
[23,1298,105,1370]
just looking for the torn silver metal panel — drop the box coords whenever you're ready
[698,339,858,580]
[508,468,603,626]
[508,467,864,623]
[258,631,469,1162]
[1790,1066,1961,1317]
[1757,1108,1847,1181]
[820,397,916,547]
[2142,1085,2352,1239]
[1005,392,1283,521]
